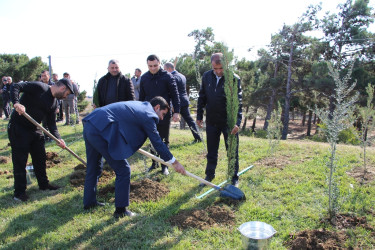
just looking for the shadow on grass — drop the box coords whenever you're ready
[85,186,207,249]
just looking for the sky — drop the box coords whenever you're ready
[1,0,374,96]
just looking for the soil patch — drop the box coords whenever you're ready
[70,169,86,186]
[347,165,375,184]
[287,229,348,250]
[255,155,291,170]
[0,169,10,175]
[130,178,169,203]
[0,156,10,164]
[322,213,374,231]
[169,206,235,230]
[45,152,61,168]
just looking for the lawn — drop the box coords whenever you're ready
[0,119,374,249]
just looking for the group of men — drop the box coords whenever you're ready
[7,52,242,219]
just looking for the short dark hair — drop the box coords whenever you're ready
[164,62,174,71]
[135,68,141,72]
[211,53,223,64]
[147,54,160,62]
[41,70,49,74]
[150,96,169,111]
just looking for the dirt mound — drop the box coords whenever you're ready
[46,152,61,168]
[255,156,291,170]
[74,164,86,171]
[169,206,235,230]
[130,178,169,203]
[0,156,9,164]
[70,169,86,186]
[288,229,347,250]
[347,165,375,184]
[323,213,374,231]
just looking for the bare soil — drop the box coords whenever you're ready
[45,152,61,168]
[347,165,375,184]
[254,155,291,170]
[0,169,10,175]
[169,205,235,230]
[0,156,10,164]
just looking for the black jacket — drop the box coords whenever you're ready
[94,72,135,107]
[139,68,180,116]
[197,70,242,127]
[171,71,189,107]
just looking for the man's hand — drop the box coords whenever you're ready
[231,125,239,135]
[172,160,186,175]
[56,139,66,149]
[56,108,59,114]
[196,120,203,128]
[172,113,180,122]
[14,103,25,115]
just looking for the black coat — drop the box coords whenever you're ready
[197,70,242,128]
[171,71,189,107]
[94,72,135,107]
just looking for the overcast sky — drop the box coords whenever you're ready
[1,0,374,95]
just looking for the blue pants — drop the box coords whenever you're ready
[83,122,131,208]
[180,105,201,140]
[205,124,239,181]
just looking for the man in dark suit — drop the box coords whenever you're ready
[139,55,180,175]
[82,96,186,218]
[164,62,202,143]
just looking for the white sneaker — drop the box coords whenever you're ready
[162,167,169,176]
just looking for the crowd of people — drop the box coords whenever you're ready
[3,52,242,219]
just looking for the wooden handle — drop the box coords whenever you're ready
[22,112,87,166]
[137,148,220,190]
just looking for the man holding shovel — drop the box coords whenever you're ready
[9,79,74,202]
[82,96,186,218]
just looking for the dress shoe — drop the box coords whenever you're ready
[14,193,29,202]
[84,201,106,210]
[147,163,159,172]
[192,138,202,144]
[231,179,239,188]
[199,176,214,187]
[39,183,60,190]
[113,210,137,219]
[162,166,169,176]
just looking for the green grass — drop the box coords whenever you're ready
[0,120,374,249]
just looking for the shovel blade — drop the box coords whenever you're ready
[220,184,246,200]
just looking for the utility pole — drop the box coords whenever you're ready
[48,55,52,75]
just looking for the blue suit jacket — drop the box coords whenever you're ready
[83,101,173,161]
[171,71,189,107]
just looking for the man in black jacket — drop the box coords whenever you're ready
[93,59,135,108]
[139,55,180,175]
[197,53,242,187]
[164,62,202,142]
[9,79,74,202]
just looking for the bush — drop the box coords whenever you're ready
[78,100,89,112]
[254,129,268,139]
[338,127,360,145]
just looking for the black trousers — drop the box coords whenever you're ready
[2,96,10,118]
[180,105,201,140]
[8,122,50,196]
[151,116,171,168]
[205,124,239,181]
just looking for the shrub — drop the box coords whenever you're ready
[338,127,360,145]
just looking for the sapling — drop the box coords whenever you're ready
[222,52,239,180]
[267,101,283,157]
[314,62,358,220]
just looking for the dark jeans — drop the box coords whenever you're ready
[8,122,49,196]
[180,105,201,140]
[58,101,64,120]
[3,96,10,118]
[205,124,239,181]
[151,116,170,168]
[83,122,131,208]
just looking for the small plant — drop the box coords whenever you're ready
[267,101,283,156]
[314,62,358,221]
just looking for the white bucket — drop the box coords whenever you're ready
[238,221,276,250]
[26,165,35,185]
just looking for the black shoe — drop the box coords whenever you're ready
[14,193,29,202]
[84,201,106,210]
[147,163,159,172]
[39,184,60,190]
[231,179,239,188]
[192,138,202,144]
[113,210,137,218]
[199,176,214,187]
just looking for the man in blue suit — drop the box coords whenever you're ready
[82,96,186,218]
[164,62,202,142]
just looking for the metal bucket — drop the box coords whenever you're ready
[26,165,35,185]
[238,221,276,250]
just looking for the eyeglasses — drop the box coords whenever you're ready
[2,79,7,82]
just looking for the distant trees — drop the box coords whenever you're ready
[0,54,48,82]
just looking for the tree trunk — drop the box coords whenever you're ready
[241,106,249,131]
[313,113,316,124]
[281,40,294,140]
[307,110,313,136]
[251,117,257,132]
[302,111,306,126]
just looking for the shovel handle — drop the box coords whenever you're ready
[137,148,220,190]
[22,112,87,166]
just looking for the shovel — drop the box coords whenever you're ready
[137,148,245,200]
[22,112,87,166]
